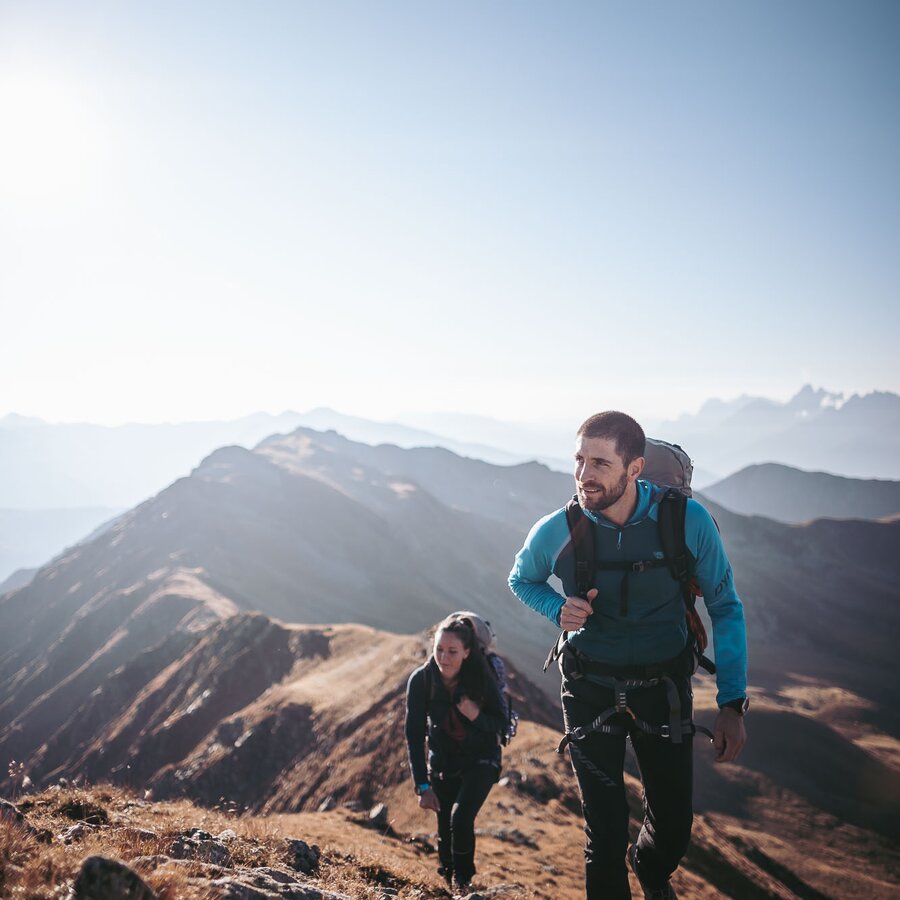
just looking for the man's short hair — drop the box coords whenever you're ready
[577,411,646,464]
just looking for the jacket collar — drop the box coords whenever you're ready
[584,479,655,528]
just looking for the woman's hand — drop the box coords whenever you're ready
[418,788,440,812]
[457,695,481,721]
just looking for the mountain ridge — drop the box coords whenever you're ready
[703,463,900,523]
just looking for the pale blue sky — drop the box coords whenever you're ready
[1,1,897,426]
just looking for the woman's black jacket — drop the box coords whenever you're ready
[405,658,506,787]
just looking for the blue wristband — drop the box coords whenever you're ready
[415,782,430,795]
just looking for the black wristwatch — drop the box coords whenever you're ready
[719,697,749,716]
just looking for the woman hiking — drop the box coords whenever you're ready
[405,615,507,896]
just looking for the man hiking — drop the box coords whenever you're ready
[508,411,748,899]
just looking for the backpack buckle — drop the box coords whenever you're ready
[631,561,650,573]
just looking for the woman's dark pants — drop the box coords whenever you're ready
[561,653,694,899]
[431,763,497,885]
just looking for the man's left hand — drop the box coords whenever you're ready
[713,708,747,763]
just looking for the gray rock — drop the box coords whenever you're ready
[70,855,158,899]
[169,832,232,866]
[207,878,274,900]
[285,838,320,874]
[247,867,302,885]
[209,870,350,899]
[316,796,335,812]
[58,822,95,844]
[405,834,435,854]
[367,803,388,828]
[144,856,227,877]
[183,827,215,840]
[127,855,171,869]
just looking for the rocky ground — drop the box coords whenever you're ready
[1,783,488,899]
[6,742,898,900]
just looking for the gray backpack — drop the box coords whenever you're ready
[643,438,693,496]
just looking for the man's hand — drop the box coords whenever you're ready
[457,695,480,721]
[418,788,440,812]
[713,708,747,763]
[559,588,598,632]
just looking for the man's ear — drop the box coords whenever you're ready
[628,456,645,482]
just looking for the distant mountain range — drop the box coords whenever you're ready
[0,409,540,582]
[1,385,897,584]
[0,506,122,585]
[704,463,900,523]
[0,566,37,595]
[658,385,900,480]
[0,409,523,511]
[2,386,895,511]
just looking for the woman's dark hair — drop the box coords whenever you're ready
[433,618,495,706]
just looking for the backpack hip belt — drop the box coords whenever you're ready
[556,646,714,752]
[568,641,693,680]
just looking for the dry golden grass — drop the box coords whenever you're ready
[0,784,469,899]
[3,755,898,900]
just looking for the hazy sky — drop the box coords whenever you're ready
[1,1,897,426]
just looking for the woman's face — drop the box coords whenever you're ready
[434,630,470,680]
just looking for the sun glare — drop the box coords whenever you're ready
[0,73,107,205]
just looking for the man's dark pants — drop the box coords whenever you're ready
[560,651,694,899]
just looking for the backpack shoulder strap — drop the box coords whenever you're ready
[658,490,717,674]
[422,662,435,715]
[656,489,694,611]
[565,494,594,599]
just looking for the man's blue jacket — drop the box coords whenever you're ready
[508,480,747,706]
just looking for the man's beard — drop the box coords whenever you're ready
[578,471,628,511]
